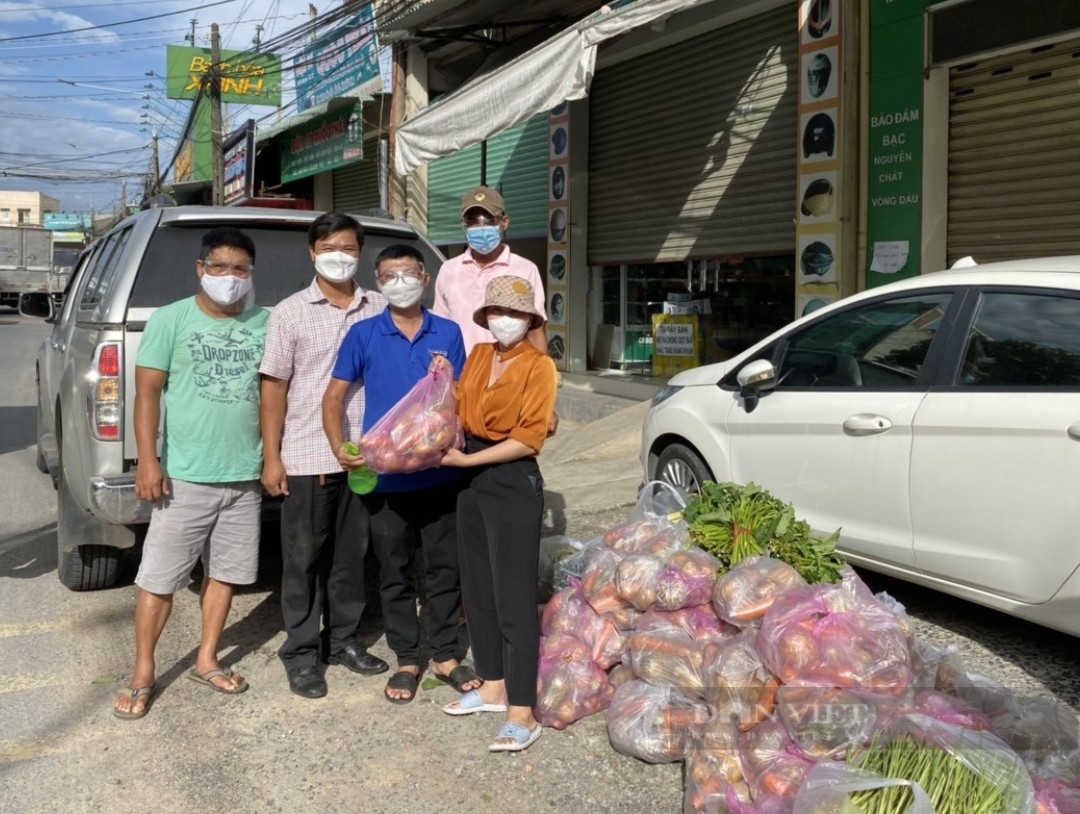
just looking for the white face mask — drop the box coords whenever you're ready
[201,273,252,306]
[314,251,359,282]
[379,276,424,309]
[488,314,530,346]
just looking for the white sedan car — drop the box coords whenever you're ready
[641,257,1080,637]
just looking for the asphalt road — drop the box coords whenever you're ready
[0,311,1077,814]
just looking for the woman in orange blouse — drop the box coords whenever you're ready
[439,276,557,753]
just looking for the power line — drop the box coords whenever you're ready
[0,0,244,44]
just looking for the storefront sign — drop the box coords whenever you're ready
[166,45,282,105]
[866,0,930,286]
[280,105,363,183]
[293,5,381,112]
[223,120,256,205]
[652,315,700,377]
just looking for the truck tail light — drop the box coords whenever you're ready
[88,342,121,440]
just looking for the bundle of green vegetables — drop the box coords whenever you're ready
[845,732,1025,813]
[678,481,846,583]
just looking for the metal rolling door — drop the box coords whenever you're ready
[588,5,798,265]
[948,37,1080,264]
[332,142,381,213]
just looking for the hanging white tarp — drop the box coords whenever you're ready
[394,0,712,175]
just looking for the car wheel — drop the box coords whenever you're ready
[60,544,121,591]
[56,433,121,591]
[655,443,713,498]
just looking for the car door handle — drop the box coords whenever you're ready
[51,342,65,351]
[843,414,893,436]
[1067,424,1080,441]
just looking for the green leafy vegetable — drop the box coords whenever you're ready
[679,481,846,583]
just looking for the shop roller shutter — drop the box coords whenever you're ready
[333,141,381,213]
[948,37,1080,264]
[426,115,548,245]
[427,145,482,245]
[588,5,798,265]
[487,115,549,239]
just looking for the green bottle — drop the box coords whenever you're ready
[343,443,377,495]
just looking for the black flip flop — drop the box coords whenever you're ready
[384,670,420,704]
[432,664,483,693]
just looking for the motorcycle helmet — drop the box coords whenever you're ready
[807,53,832,99]
[801,178,835,217]
[549,252,566,280]
[550,208,567,243]
[808,0,832,38]
[551,165,566,200]
[551,126,568,156]
[802,112,835,158]
[800,241,834,276]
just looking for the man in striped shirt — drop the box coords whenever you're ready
[259,212,389,699]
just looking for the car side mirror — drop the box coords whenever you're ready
[736,359,777,413]
[18,293,54,321]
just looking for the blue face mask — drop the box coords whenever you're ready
[466,225,502,255]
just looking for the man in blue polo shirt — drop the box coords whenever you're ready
[322,244,482,705]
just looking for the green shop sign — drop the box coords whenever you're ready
[867,0,932,287]
[166,45,282,106]
[280,105,363,183]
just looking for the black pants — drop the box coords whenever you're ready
[363,481,462,666]
[457,440,544,708]
[278,473,368,669]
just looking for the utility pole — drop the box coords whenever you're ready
[210,23,224,206]
[150,129,161,195]
[186,18,198,45]
[253,24,263,51]
[120,180,127,216]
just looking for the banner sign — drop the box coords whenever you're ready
[43,213,91,231]
[224,120,256,205]
[293,5,381,112]
[280,104,363,183]
[166,45,282,106]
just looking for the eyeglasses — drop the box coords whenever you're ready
[376,269,424,285]
[201,259,254,278]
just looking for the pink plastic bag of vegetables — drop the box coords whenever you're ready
[541,579,627,669]
[628,627,706,695]
[724,791,793,814]
[713,556,806,627]
[912,689,992,732]
[792,761,936,814]
[653,547,722,611]
[534,633,614,730]
[636,604,739,644]
[359,363,462,474]
[1033,778,1080,814]
[756,569,913,694]
[603,515,689,556]
[582,547,640,630]
[775,681,900,761]
[684,723,747,813]
[615,553,667,611]
[606,679,709,763]
[700,632,780,729]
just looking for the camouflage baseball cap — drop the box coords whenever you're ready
[461,186,506,218]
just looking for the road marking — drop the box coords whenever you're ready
[0,620,70,639]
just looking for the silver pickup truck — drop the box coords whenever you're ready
[28,205,446,590]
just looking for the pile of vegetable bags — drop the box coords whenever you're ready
[535,481,1080,814]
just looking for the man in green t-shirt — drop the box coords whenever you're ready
[114,227,268,720]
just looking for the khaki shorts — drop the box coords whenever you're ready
[135,479,261,595]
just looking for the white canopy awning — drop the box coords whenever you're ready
[394,0,712,175]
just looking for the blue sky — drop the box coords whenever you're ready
[0,0,320,213]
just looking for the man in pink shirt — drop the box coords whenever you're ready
[433,186,549,356]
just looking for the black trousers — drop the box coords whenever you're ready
[457,440,544,708]
[363,481,462,666]
[278,473,369,669]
